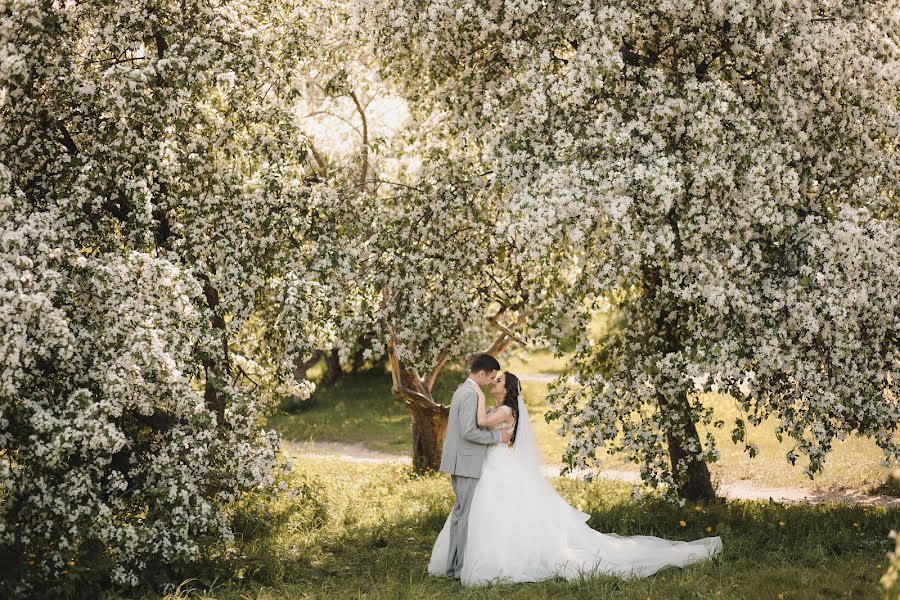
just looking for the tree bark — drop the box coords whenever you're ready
[384,304,530,473]
[653,314,717,500]
[201,277,228,427]
[659,389,717,501]
[409,402,450,472]
[643,199,716,501]
[386,341,447,472]
[323,348,342,383]
[293,350,324,382]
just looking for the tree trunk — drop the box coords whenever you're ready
[660,389,717,501]
[293,350,324,382]
[200,277,228,427]
[382,288,530,474]
[323,348,342,383]
[408,402,450,472]
[349,334,371,373]
[644,206,716,501]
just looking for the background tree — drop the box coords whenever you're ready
[356,0,900,500]
[0,0,337,593]
[297,0,579,471]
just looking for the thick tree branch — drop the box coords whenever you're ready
[382,287,444,410]
[153,29,168,59]
[198,272,231,426]
[309,141,328,173]
[57,123,78,155]
[621,43,656,68]
[483,309,532,357]
[425,350,449,392]
[387,330,442,410]
[487,315,528,346]
[349,90,369,188]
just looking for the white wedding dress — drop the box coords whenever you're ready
[428,397,723,586]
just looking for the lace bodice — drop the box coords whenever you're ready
[487,405,516,444]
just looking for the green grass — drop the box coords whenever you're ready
[269,370,413,454]
[271,360,899,492]
[267,362,592,465]
[694,392,900,493]
[116,457,897,600]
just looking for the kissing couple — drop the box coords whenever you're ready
[428,353,723,586]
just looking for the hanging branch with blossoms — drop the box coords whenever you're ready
[0,0,347,593]
[355,0,900,501]
[292,0,575,471]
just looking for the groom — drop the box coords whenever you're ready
[438,353,511,579]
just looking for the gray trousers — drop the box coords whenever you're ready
[447,474,479,578]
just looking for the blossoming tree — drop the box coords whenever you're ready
[0,0,338,591]
[357,0,900,500]
[294,0,582,472]
[301,88,545,471]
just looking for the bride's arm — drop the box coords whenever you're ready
[476,392,510,428]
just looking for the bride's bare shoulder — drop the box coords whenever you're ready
[490,405,513,422]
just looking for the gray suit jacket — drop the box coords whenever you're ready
[439,381,500,478]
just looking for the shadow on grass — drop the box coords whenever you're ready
[205,478,896,599]
[105,457,898,600]
[270,369,476,454]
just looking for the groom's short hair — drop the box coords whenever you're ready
[469,353,501,374]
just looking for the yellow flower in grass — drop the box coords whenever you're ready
[706,526,713,533]
[679,520,687,527]
[778,521,785,527]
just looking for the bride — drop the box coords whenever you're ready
[428,371,723,586]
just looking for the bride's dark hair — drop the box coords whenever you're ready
[502,372,521,445]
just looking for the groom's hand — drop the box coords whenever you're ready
[500,430,512,444]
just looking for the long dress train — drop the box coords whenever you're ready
[427,397,723,586]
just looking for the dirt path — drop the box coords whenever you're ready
[284,440,900,508]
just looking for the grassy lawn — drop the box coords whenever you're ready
[122,457,896,600]
[269,356,899,492]
[270,370,413,454]
[267,362,595,463]
[695,392,899,493]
